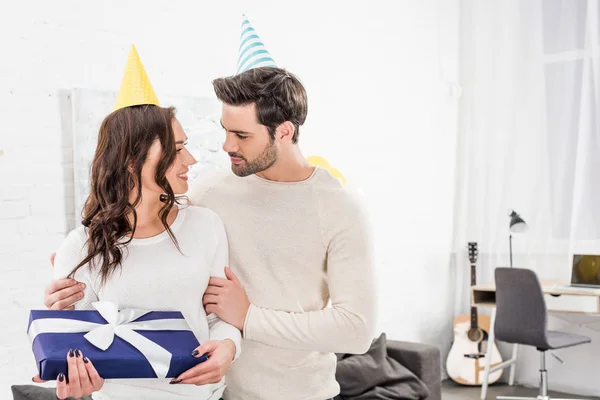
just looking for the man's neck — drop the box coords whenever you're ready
[255,146,314,182]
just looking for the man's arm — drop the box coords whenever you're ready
[214,193,377,355]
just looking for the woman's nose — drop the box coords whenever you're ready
[183,149,197,166]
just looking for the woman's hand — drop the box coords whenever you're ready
[56,349,104,399]
[170,339,236,385]
[203,267,250,331]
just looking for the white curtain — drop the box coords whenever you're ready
[453,0,600,395]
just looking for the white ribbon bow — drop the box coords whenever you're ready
[28,301,193,379]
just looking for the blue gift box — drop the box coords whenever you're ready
[28,307,208,381]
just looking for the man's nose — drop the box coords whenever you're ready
[223,133,238,153]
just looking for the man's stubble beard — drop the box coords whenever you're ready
[230,140,279,177]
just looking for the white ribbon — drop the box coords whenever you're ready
[28,301,193,379]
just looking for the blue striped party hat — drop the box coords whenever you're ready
[237,14,277,74]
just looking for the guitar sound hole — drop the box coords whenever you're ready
[467,328,483,342]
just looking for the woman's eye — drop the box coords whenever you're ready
[177,142,188,152]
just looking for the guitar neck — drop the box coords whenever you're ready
[470,261,478,328]
[467,242,479,330]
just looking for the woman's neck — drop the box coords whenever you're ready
[127,189,178,239]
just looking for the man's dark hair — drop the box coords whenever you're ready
[212,67,308,143]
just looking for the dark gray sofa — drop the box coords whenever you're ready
[387,339,442,400]
[335,338,442,400]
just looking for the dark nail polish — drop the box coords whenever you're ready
[75,349,81,358]
[68,349,74,358]
[58,373,64,382]
[169,379,182,384]
[191,350,199,356]
[83,357,89,364]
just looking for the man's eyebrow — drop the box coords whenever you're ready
[220,120,253,135]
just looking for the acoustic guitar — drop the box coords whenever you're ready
[446,242,503,385]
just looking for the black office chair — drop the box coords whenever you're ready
[494,267,592,400]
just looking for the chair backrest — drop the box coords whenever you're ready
[494,267,550,349]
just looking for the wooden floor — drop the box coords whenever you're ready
[442,380,599,400]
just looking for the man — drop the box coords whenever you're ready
[43,17,376,400]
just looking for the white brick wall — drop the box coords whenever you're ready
[0,1,459,397]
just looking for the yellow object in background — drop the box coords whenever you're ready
[576,255,600,282]
[307,155,347,186]
[114,45,160,111]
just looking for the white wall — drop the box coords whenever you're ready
[0,0,459,396]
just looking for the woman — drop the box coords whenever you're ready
[50,104,240,400]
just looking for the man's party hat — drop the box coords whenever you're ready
[114,45,160,111]
[236,14,277,74]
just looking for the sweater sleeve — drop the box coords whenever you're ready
[52,227,99,310]
[242,191,377,354]
[205,211,242,361]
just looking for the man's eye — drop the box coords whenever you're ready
[236,134,247,140]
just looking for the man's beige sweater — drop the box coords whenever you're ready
[188,167,376,400]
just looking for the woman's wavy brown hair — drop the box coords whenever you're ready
[69,105,180,285]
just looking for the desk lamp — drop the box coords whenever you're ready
[509,209,528,268]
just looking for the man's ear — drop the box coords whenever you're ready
[276,121,296,142]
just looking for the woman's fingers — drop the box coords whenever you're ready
[83,356,104,390]
[203,285,222,296]
[203,294,220,305]
[55,349,103,399]
[76,351,92,393]
[66,349,82,398]
[55,373,68,399]
[179,371,222,385]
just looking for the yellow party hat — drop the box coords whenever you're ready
[114,45,160,111]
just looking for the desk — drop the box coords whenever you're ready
[471,281,600,400]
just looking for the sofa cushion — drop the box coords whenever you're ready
[335,333,430,400]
